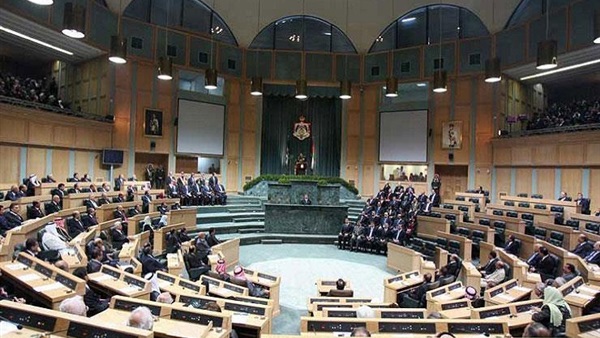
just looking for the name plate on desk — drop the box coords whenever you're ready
[321,281,336,286]
[234,296,268,305]
[479,307,511,319]
[34,264,53,278]
[490,288,504,298]
[55,274,77,290]
[179,280,201,293]
[257,273,276,282]
[17,255,33,267]
[307,321,366,332]
[224,284,245,293]
[448,323,504,334]
[102,267,121,279]
[327,311,357,318]
[387,276,403,284]
[380,311,424,319]
[431,289,445,298]
[309,298,340,304]
[516,302,542,313]
[316,304,353,311]
[114,298,161,316]
[123,276,145,289]
[158,273,176,284]
[170,309,223,327]
[378,322,436,333]
[179,295,211,309]
[442,301,468,310]
[2,307,57,331]
[345,299,371,303]
[224,302,265,315]
[67,321,138,338]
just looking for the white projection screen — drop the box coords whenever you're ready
[177,99,225,156]
[379,110,428,162]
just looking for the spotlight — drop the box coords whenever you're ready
[485,57,502,83]
[28,0,53,5]
[339,80,351,100]
[536,40,558,70]
[385,77,398,97]
[109,36,127,64]
[62,3,86,39]
[295,80,308,100]
[433,70,447,93]
[250,77,263,96]
[594,11,600,44]
[157,57,173,81]
[205,68,218,90]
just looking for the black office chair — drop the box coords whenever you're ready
[517,193,528,198]
[518,202,530,208]
[328,289,354,297]
[439,275,456,286]
[531,194,544,199]
[549,231,564,247]
[585,222,600,235]
[457,227,470,238]
[448,241,460,255]
[492,210,504,216]
[506,211,518,218]
[534,228,547,240]
[504,201,515,206]
[479,219,490,226]
[534,204,547,210]
[565,220,580,230]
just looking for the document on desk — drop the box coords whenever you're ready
[495,293,514,301]
[120,285,142,294]
[92,274,114,282]
[34,282,64,292]
[578,285,599,295]
[232,313,248,324]
[4,263,27,271]
[0,321,19,335]
[18,273,41,282]
[569,292,595,300]
[513,286,530,293]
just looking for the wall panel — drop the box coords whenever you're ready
[561,168,582,197]
[52,149,70,182]
[537,169,555,200]
[590,169,600,213]
[586,143,600,166]
[26,147,46,180]
[511,147,532,166]
[515,168,532,196]
[532,145,558,165]
[559,144,584,166]
[0,145,20,183]
[496,168,511,195]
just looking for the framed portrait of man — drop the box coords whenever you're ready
[442,121,462,149]
[145,108,163,137]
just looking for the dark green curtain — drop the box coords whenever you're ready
[261,96,341,177]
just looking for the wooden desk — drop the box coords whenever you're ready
[0,253,85,309]
[416,215,451,240]
[156,270,206,297]
[536,220,580,250]
[200,275,249,299]
[96,201,139,223]
[167,250,185,277]
[471,299,543,329]
[317,279,353,296]
[486,203,556,224]
[426,281,466,312]
[435,299,472,319]
[153,222,186,255]
[62,191,125,210]
[306,297,372,315]
[458,261,482,296]
[149,198,181,213]
[559,276,600,317]
[129,212,161,237]
[441,200,477,221]
[242,267,281,315]
[455,220,495,244]
[484,279,532,306]
[474,212,526,234]
[88,264,151,299]
[383,270,423,303]
[210,238,240,270]
[0,300,153,337]
[321,308,427,319]
[436,231,473,262]
[566,313,600,338]
[59,243,88,272]
[432,207,464,223]
[499,194,580,219]
[505,229,536,261]
[386,243,436,277]
[169,208,198,230]
[455,192,487,207]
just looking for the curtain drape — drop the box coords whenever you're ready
[260,96,341,177]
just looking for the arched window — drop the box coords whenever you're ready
[505,0,572,28]
[249,15,357,53]
[369,5,488,53]
[123,0,237,46]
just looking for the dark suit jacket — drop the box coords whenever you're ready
[111,229,129,250]
[446,260,460,277]
[140,253,165,275]
[67,218,86,238]
[4,211,23,230]
[27,207,45,219]
[87,259,102,273]
[504,240,520,255]
[526,252,541,267]
[536,255,556,280]
[128,208,141,218]
[83,285,108,316]
[4,191,19,201]
[586,251,600,265]
[207,234,221,247]
[300,198,312,205]
[82,214,98,228]
[576,198,591,214]
[429,193,441,207]
[482,257,498,276]
[113,210,127,222]
[112,197,125,203]
[98,198,110,206]
[573,241,594,258]
[0,216,8,235]
[45,202,61,214]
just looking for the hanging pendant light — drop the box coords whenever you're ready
[109,0,127,64]
[433,70,448,93]
[62,2,86,39]
[384,77,398,97]
[157,57,173,81]
[485,57,502,83]
[250,77,263,96]
[295,80,308,100]
[536,40,558,70]
[205,68,218,90]
[339,80,352,100]
[594,10,600,44]
[28,0,53,5]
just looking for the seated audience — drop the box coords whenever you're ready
[82,207,98,227]
[113,205,128,223]
[584,241,600,264]
[531,285,572,336]
[504,234,520,255]
[532,247,557,282]
[478,251,499,276]
[4,203,23,231]
[139,243,166,275]
[87,248,103,273]
[42,223,70,252]
[572,234,594,258]
[128,204,142,217]
[232,265,270,298]
[527,98,600,132]
[526,244,543,268]
[0,206,7,235]
[27,201,45,219]
[558,263,578,283]
[195,232,212,264]
[481,261,506,288]
[127,306,154,330]
[4,186,20,201]
[59,295,87,316]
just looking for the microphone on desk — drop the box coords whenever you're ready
[0,315,23,330]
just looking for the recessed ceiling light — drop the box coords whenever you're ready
[401,17,416,23]
[0,25,74,55]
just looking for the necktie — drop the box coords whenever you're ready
[395,229,400,241]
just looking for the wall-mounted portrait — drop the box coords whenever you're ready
[442,121,463,149]
[145,108,163,137]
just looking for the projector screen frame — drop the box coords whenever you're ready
[378,109,429,164]
[175,98,227,157]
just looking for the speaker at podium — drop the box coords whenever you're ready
[295,153,309,176]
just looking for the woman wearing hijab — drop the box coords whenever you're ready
[158,215,168,228]
[531,286,572,336]
[232,266,270,298]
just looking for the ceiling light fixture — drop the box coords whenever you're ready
[594,10,600,44]
[536,0,557,70]
[205,0,218,90]
[417,83,427,87]
[250,0,263,96]
[433,4,447,93]
[0,25,74,55]
[401,17,416,23]
[385,77,398,97]
[109,0,127,64]
[27,0,53,5]
[251,77,263,96]
[62,2,86,39]
[295,79,308,100]
[485,57,502,83]
[157,0,173,81]
[520,58,600,81]
[339,0,351,100]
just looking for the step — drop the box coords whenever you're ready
[191,221,265,235]
[217,232,338,246]
[261,239,283,244]
[238,227,265,234]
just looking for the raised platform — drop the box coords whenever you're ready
[264,203,348,235]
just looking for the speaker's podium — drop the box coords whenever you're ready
[294,154,308,175]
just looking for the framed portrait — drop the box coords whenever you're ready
[442,121,463,149]
[144,108,163,137]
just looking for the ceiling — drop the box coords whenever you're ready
[0,8,104,64]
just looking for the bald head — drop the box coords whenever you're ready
[127,306,154,330]
[59,296,87,316]
[156,292,173,304]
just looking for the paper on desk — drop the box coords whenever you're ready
[569,292,595,300]
[0,321,19,335]
[18,273,41,282]
[120,285,142,294]
[92,274,114,282]
[578,285,599,295]
[435,293,453,301]
[513,286,530,292]
[34,282,64,292]
[495,293,514,301]
[232,313,248,324]
[5,263,26,270]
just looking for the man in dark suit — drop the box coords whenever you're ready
[338,218,354,250]
[504,235,520,255]
[23,238,41,257]
[45,195,62,214]
[157,202,169,215]
[533,247,556,282]
[128,204,142,218]
[72,267,109,316]
[208,173,218,191]
[195,233,212,264]
[445,254,461,277]
[50,184,67,208]
[112,193,125,203]
[526,244,543,268]
[97,193,111,206]
[183,245,210,281]
[110,222,130,250]
[141,191,152,213]
[575,193,591,215]
[82,208,98,228]
[478,251,499,276]
[558,191,572,202]
[406,273,432,307]
[572,234,594,258]
[139,244,166,275]
[585,241,600,265]
[27,201,45,219]
[206,228,221,247]
[86,248,103,273]
[167,182,179,199]
[300,194,312,205]
[4,204,23,231]
[67,211,86,238]
[114,174,125,191]
[0,207,8,236]
[113,205,128,223]
[214,183,227,205]
[429,189,441,208]
[4,186,19,201]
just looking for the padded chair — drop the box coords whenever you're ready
[328,289,354,297]
[506,211,518,218]
[448,241,460,255]
[531,194,544,199]
[475,206,481,213]
[534,228,547,240]
[503,264,512,282]
[457,227,470,237]
[456,196,466,201]
[439,275,456,286]
[534,204,547,210]
[518,202,530,208]
[469,198,479,204]
[549,231,564,247]
[494,221,506,247]
[458,206,469,212]
[565,220,580,230]
[479,219,490,226]
[436,238,448,249]
[525,221,536,236]
[550,206,564,213]
[430,212,442,218]
[522,213,534,221]
[504,201,515,206]
[425,242,437,252]
[443,204,454,209]
[445,214,456,221]
[585,222,600,235]
[492,210,504,216]
[517,193,528,198]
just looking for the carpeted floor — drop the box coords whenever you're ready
[239,244,393,334]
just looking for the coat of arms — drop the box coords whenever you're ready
[293,115,311,141]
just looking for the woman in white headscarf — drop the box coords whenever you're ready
[42,223,69,252]
[141,216,154,232]
[158,215,168,228]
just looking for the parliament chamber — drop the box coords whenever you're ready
[2,0,600,337]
